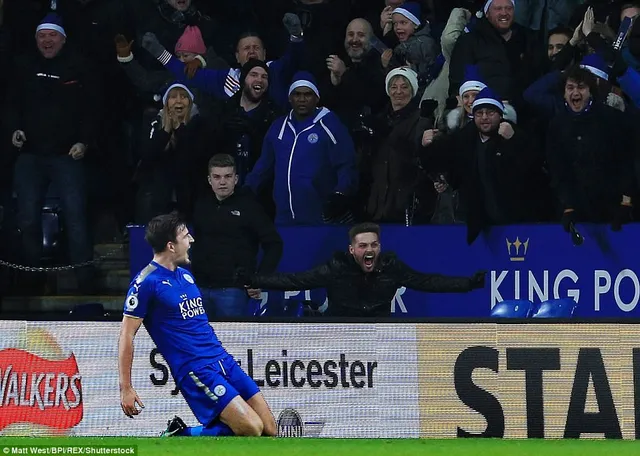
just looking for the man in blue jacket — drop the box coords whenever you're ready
[245,72,358,226]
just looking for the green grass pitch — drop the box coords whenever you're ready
[0,438,639,456]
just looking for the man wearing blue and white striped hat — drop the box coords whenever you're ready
[471,86,511,139]
[421,85,548,244]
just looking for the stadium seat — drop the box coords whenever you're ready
[42,198,63,263]
[531,298,577,318]
[254,299,304,317]
[490,300,534,318]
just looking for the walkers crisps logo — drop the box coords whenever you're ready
[0,329,83,433]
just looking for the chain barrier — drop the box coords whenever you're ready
[0,245,125,273]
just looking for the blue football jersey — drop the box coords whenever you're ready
[123,261,228,382]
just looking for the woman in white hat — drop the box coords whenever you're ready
[135,83,208,223]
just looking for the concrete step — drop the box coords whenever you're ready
[94,243,128,262]
[96,259,129,271]
[93,244,129,272]
[1,295,123,313]
[56,269,130,295]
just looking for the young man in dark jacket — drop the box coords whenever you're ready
[546,66,636,230]
[245,222,485,317]
[191,154,283,317]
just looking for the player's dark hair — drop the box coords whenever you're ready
[208,154,237,173]
[562,65,598,98]
[349,223,381,244]
[547,26,572,40]
[145,211,186,253]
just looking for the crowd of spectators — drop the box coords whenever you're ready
[0,0,640,293]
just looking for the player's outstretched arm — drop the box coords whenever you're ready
[119,316,145,418]
[395,258,486,293]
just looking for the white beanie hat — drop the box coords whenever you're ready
[385,67,419,97]
[162,83,195,105]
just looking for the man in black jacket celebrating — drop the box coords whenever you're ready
[245,222,485,317]
[191,153,283,318]
[6,13,100,294]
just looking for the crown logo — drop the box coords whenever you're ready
[506,237,529,262]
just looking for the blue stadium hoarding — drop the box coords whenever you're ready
[127,223,640,318]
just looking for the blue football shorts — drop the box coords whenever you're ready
[179,354,260,426]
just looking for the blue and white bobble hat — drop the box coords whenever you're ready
[36,13,66,37]
[580,53,609,81]
[392,2,422,27]
[162,83,195,105]
[288,71,321,98]
[459,65,487,96]
[483,0,515,14]
[471,87,505,114]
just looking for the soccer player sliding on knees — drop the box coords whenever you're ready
[118,212,277,437]
[244,222,486,317]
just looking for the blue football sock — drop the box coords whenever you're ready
[180,422,234,437]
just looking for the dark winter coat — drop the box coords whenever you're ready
[191,188,283,289]
[367,100,434,223]
[321,50,388,133]
[5,47,101,156]
[449,18,542,104]
[390,23,439,88]
[136,109,210,220]
[546,103,636,220]
[420,121,550,244]
[215,94,281,185]
[251,251,476,317]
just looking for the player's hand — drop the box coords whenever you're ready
[120,386,144,418]
[469,271,486,290]
[247,288,262,299]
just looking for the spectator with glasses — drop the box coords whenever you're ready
[420,86,549,244]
